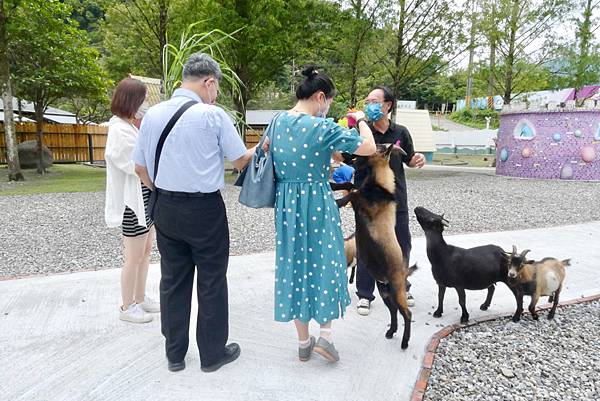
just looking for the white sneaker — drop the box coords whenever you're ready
[140,295,160,313]
[356,298,371,316]
[119,303,153,323]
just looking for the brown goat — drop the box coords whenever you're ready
[344,233,357,283]
[336,144,416,349]
[507,246,571,321]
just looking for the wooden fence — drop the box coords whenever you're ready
[245,129,262,147]
[0,123,265,164]
[0,122,108,164]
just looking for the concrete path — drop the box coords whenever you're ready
[431,114,479,132]
[2,222,599,401]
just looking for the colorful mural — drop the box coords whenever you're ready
[496,110,600,181]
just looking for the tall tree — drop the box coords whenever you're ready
[336,0,389,107]
[0,0,23,181]
[464,0,479,109]
[101,0,177,80]
[549,0,600,95]
[376,0,467,115]
[479,0,502,108]
[178,0,333,123]
[9,0,108,173]
[494,0,569,103]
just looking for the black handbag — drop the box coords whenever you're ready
[147,100,197,219]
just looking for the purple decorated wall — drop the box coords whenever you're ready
[496,110,600,181]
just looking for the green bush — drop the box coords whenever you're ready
[449,108,499,129]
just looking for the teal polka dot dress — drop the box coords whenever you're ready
[271,112,364,324]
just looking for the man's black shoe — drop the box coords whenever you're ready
[168,360,186,372]
[201,343,241,373]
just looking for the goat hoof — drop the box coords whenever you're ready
[460,316,469,324]
[480,304,490,311]
[532,314,539,320]
[433,311,443,318]
[547,313,555,320]
[512,315,521,323]
[401,340,409,349]
[385,330,396,339]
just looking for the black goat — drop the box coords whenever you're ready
[336,144,416,349]
[414,207,512,323]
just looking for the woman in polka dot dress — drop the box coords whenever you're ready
[271,66,376,362]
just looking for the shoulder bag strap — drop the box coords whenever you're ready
[152,99,197,183]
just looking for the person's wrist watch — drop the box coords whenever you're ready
[356,118,368,127]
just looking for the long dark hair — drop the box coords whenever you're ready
[295,65,336,100]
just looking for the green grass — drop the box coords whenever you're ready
[0,163,243,196]
[0,164,106,196]
[431,124,448,131]
[431,153,495,167]
[448,108,500,130]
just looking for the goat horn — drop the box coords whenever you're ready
[441,219,450,227]
[512,245,517,256]
[520,249,530,258]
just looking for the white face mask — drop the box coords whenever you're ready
[134,101,150,120]
[317,94,330,118]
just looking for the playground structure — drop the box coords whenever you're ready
[496,102,600,181]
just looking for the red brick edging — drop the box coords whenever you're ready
[410,293,600,401]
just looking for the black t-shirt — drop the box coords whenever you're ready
[354,120,415,211]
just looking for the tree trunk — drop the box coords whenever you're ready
[574,0,593,98]
[487,36,496,109]
[158,0,168,79]
[465,0,477,110]
[503,0,519,105]
[0,0,24,181]
[391,0,407,121]
[34,102,46,174]
[232,0,250,137]
[349,0,363,108]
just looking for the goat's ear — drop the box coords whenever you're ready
[383,144,394,159]
[440,213,450,227]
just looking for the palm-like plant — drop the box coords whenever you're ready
[162,22,247,135]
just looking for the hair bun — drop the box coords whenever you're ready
[301,65,319,78]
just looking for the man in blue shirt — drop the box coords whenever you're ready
[134,53,256,373]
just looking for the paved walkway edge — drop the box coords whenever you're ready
[410,293,600,401]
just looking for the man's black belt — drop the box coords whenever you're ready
[156,188,219,198]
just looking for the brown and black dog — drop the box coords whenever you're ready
[335,144,417,349]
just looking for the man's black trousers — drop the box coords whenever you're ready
[154,190,229,367]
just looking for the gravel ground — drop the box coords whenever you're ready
[423,299,600,401]
[1,169,599,277]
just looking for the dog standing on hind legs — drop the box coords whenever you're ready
[335,144,416,349]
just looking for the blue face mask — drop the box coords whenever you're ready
[365,103,384,121]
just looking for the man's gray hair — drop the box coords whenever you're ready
[182,52,223,81]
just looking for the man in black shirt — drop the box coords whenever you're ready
[353,85,425,316]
